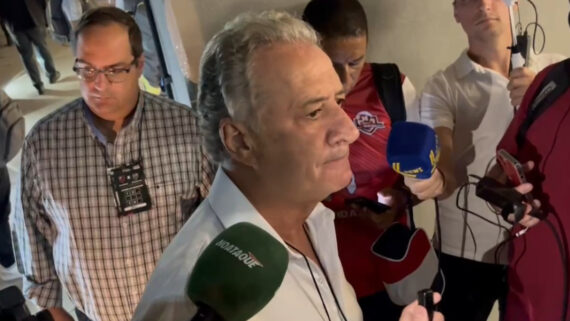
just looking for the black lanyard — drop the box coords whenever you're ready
[284,226,348,321]
[92,105,152,216]
[97,106,145,168]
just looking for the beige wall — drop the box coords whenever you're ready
[168,0,570,90]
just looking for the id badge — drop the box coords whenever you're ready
[107,161,152,216]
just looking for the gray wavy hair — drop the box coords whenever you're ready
[197,10,319,163]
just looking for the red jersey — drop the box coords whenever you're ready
[323,63,409,298]
[498,61,570,321]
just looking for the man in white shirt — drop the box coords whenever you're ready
[133,10,443,321]
[404,1,563,321]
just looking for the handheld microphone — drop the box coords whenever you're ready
[186,222,289,321]
[382,122,444,305]
[418,289,435,321]
[387,122,440,179]
[503,0,527,69]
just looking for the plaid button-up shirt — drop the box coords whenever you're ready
[13,92,215,321]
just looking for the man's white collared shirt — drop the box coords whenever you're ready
[420,50,564,263]
[132,169,363,321]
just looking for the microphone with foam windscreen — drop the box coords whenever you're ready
[387,121,440,179]
[374,122,443,306]
[186,222,289,321]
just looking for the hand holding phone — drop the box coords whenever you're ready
[497,149,527,186]
[345,197,391,215]
[495,149,538,216]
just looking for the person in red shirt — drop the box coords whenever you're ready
[303,1,423,320]
[497,59,570,321]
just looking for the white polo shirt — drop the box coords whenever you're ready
[420,50,564,264]
[132,169,363,321]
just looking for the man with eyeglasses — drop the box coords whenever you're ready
[402,1,564,321]
[12,7,214,321]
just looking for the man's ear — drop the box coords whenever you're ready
[135,56,145,78]
[219,118,258,168]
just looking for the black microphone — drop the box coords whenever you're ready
[186,222,289,321]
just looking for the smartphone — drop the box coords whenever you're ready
[345,197,391,215]
[497,149,527,186]
[496,149,533,204]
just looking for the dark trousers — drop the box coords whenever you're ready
[12,27,57,87]
[438,252,508,321]
[0,166,15,268]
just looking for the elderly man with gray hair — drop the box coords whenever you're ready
[132,10,443,321]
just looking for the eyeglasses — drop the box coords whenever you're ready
[72,58,137,83]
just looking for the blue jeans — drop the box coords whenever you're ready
[12,27,57,87]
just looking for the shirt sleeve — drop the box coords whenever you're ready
[401,75,420,123]
[12,138,62,308]
[419,72,456,130]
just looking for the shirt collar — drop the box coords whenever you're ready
[454,50,486,79]
[83,91,145,144]
[454,49,539,80]
[207,168,334,253]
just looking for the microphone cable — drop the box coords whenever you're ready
[455,180,511,265]
[523,0,546,55]
[456,180,569,321]
[456,182,511,232]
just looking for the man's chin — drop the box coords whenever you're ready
[328,171,354,194]
[88,100,114,114]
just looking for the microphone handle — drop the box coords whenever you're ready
[511,52,525,70]
[190,305,224,321]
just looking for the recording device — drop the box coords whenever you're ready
[475,176,526,222]
[186,222,289,321]
[387,122,439,179]
[516,33,532,62]
[0,286,53,321]
[418,289,435,321]
[345,197,391,215]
